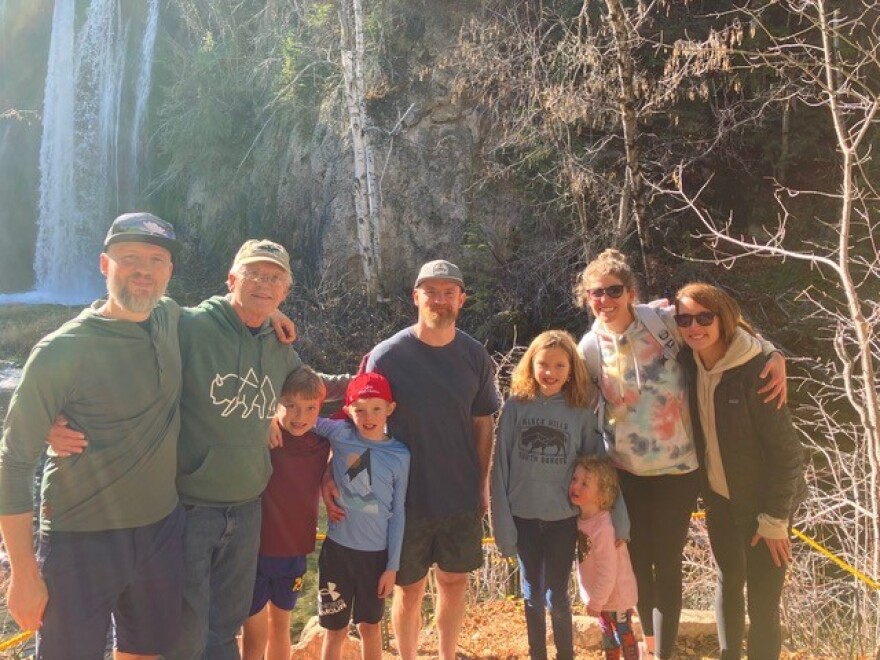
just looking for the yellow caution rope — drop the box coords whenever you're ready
[0,630,33,652]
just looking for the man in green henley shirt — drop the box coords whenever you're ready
[0,213,185,660]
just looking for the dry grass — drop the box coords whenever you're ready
[0,304,80,366]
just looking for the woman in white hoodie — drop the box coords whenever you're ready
[675,283,805,660]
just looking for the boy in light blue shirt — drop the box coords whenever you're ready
[316,372,410,660]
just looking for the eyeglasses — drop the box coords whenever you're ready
[239,270,290,287]
[674,311,717,327]
[588,285,626,299]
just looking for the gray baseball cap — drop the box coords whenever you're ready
[414,259,464,289]
[104,212,180,258]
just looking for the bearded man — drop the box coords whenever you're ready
[0,213,185,660]
[328,260,501,660]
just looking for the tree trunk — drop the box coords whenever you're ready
[602,0,651,280]
[818,0,880,576]
[338,0,382,301]
[777,98,791,185]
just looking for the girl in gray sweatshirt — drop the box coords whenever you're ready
[492,330,630,660]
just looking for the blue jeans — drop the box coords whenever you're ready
[165,500,262,660]
[514,516,578,660]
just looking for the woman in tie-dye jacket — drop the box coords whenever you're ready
[573,249,787,659]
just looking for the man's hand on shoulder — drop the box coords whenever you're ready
[268,418,284,449]
[269,309,297,344]
[758,351,788,408]
[46,415,87,457]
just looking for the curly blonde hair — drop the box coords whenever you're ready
[573,249,638,309]
[510,330,595,408]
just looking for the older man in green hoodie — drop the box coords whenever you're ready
[0,213,186,660]
[167,239,306,660]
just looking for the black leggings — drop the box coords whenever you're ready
[617,470,700,659]
[705,491,786,659]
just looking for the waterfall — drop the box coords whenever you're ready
[27,0,159,304]
[129,0,159,196]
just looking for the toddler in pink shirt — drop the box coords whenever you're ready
[570,456,639,660]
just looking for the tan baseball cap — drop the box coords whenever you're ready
[232,239,291,274]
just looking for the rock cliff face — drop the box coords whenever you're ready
[276,88,522,294]
[234,0,527,295]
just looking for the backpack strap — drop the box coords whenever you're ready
[579,332,607,434]
[633,303,680,361]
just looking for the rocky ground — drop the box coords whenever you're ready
[292,600,829,659]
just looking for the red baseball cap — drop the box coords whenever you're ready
[345,372,394,406]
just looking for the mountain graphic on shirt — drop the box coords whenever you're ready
[341,449,379,514]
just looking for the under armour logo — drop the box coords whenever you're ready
[320,583,341,601]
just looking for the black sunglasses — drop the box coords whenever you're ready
[674,311,717,327]
[588,285,626,299]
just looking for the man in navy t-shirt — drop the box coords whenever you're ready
[365,260,500,660]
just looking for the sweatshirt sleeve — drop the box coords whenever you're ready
[0,343,71,516]
[314,417,346,441]
[578,522,618,612]
[577,412,630,540]
[749,381,804,523]
[653,299,680,337]
[609,488,631,542]
[578,409,601,456]
[316,372,351,404]
[386,450,410,571]
[490,401,518,557]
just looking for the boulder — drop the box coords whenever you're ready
[291,616,363,659]
[677,608,719,640]
[570,609,716,651]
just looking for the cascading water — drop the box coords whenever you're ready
[128,0,159,195]
[14,0,159,304]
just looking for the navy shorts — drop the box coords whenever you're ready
[317,538,387,629]
[248,554,308,616]
[36,504,185,659]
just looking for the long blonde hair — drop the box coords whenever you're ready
[510,330,594,408]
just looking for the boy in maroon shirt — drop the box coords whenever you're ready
[241,367,330,660]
